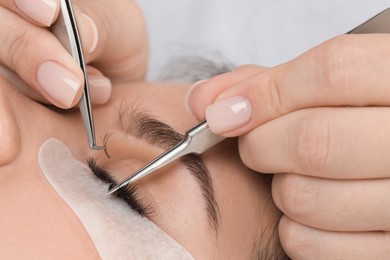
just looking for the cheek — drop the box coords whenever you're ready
[107,159,216,257]
[0,163,99,258]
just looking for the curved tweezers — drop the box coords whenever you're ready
[108,8,390,195]
[108,121,225,194]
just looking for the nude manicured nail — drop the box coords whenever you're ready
[15,0,57,27]
[37,61,82,108]
[206,96,252,134]
[184,79,208,115]
[80,13,99,54]
[88,75,112,104]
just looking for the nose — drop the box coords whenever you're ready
[0,77,21,166]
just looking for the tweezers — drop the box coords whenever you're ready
[108,121,225,194]
[108,8,390,194]
[52,0,104,150]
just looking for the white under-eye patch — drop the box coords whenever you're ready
[38,138,193,259]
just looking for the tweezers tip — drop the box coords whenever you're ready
[107,184,121,195]
[107,180,130,195]
[107,174,140,195]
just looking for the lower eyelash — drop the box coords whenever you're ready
[87,157,154,217]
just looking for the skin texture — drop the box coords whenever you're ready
[0,76,282,259]
[0,1,285,258]
[186,34,390,259]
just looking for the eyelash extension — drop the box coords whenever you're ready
[87,157,154,217]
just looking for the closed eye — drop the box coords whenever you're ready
[87,157,154,217]
[116,105,220,233]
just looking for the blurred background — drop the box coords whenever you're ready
[136,0,389,79]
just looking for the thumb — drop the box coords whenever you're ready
[185,65,267,136]
[188,34,390,137]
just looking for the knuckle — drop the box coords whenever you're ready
[237,64,265,73]
[289,112,331,172]
[4,23,31,71]
[247,73,288,117]
[267,70,288,116]
[277,174,318,218]
[238,134,256,170]
[279,216,312,258]
[318,35,366,96]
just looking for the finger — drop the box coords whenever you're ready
[0,64,111,105]
[279,216,390,260]
[185,65,266,117]
[0,0,60,27]
[0,6,84,108]
[86,66,111,105]
[187,34,390,136]
[72,0,148,81]
[239,107,390,179]
[273,174,390,232]
[0,64,46,103]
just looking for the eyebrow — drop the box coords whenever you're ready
[116,102,220,233]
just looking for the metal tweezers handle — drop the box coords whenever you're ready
[52,0,104,150]
[348,8,390,34]
[109,8,390,194]
[108,121,225,194]
[126,121,225,180]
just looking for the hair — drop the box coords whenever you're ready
[157,52,235,83]
[158,53,289,259]
[250,195,290,260]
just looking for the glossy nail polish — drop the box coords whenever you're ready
[206,96,252,134]
[88,75,112,104]
[37,61,82,108]
[15,0,57,26]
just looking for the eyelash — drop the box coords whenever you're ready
[87,157,154,217]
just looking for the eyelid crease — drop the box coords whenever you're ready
[87,157,154,217]
[113,102,221,235]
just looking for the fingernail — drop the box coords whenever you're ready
[184,79,208,115]
[88,75,112,104]
[80,13,99,54]
[206,96,252,134]
[15,0,57,27]
[37,61,82,108]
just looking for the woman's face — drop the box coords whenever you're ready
[0,77,281,259]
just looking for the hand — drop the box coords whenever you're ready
[186,34,390,259]
[0,0,147,108]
